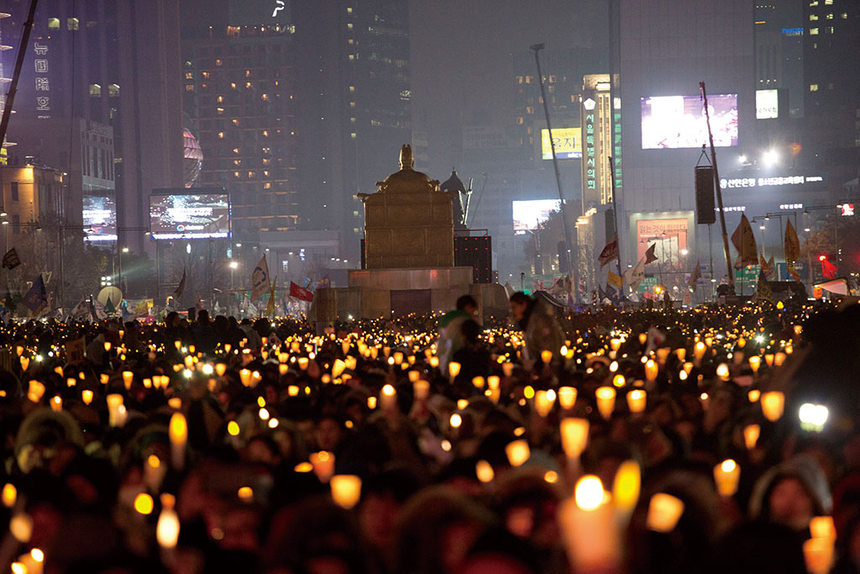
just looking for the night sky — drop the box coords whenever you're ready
[409,0,607,176]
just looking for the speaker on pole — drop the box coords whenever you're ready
[695,165,716,225]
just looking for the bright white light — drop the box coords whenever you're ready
[799,403,828,431]
[681,249,688,256]
[762,150,779,166]
[229,261,239,269]
[739,155,747,164]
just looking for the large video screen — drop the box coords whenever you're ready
[540,128,582,159]
[150,193,231,240]
[512,199,561,235]
[640,94,738,149]
[756,89,778,120]
[83,195,117,242]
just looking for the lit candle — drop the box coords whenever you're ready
[765,353,775,367]
[774,352,786,366]
[239,368,252,386]
[27,381,45,403]
[749,355,761,373]
[743,424,760,450]
[330,475,362,509]
[647,493,685,533]
[713,459,740,497]
[612,460,641,516]
[297,357,309,371]
[448,361,461,380]
[810,516,836,541]
[122,371,134,390]
[157,494,180,549]
[20,357,29,372]
[106,394,124,427]
[627,389,647,414]
[81,389,94,405]
[645,359,658,382]
[332,359,346,378]
[560,418,589,459]
[558,386,577,410]
[2,483,17,508]
[748,389,761,403]
[502,362,514,377]
[50,396,62,412]
[144,455,166,492]
[595,386,616,420]
[675,348,686,362]
[804,537,834,574]
[761,391,785,422]
[476,460,494,483]
[534,389,556,417]
[656,348,671,364]
[505,439,530,467]
[472,376,485,389]
[540,350,553,364]
[169,412,187,471]
[413,379,430,401]
[380,384,397,412]
[310,451,336,483]
[716,363,730,381]
[429,356,439,369]
[693,341,706,363]
[559,476,620,572]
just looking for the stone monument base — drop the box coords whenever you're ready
[311,267,509,325]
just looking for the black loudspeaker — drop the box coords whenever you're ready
[454,236,492,283]
[695,166,716,225]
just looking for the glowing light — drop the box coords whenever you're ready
[134,493,154,515]
[574,475,606,511]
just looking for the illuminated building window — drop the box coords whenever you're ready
[842,12,849,18]
[264,182,271,189]
[810,13,819,20]
[108,84,120,97]
[809,0,818,5]
[347,7,353,13]
[350,117,356,124]
[810,27,819,34]
[231,82,237,89]
[89,84,101,97]
[48,18,60,29]
[67,18,79,30]
[215,59,223,66]
[232,119,239,126]
[218,132,225,139]
[185,85,194,92]
[349,101,355,108]
[234,171,240,178]
[245,70,251,77]
[262,130,269,137]
[826,12,834,18]
[525,76,531,84]
[261,93,268,101]
[825,26,834,33]
[216,107,224,114]
[217,95,224,103]
[825,0,833,4]
[349,54,355,60]
[246,82,252,88]
[185,72,194,80]
[349,85,355,92]
[516,117,523,124]
[347,23,354,29]
[202,72,210,79]
[348,39,354,44]
[810,83,819,91]
[350,133,356,139]
[232,148,239,154]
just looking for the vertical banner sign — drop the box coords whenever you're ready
[33,41,51,119]
[582,105,597,200]
[251,255,271,301]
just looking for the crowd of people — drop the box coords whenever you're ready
[0,293,858,574]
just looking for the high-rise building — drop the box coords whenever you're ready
[292,0,411,259]
[803,0,860,149]
[615,0,757,280]
[181,20,299,237]
[754,1,804,118]
[2,0,184,254]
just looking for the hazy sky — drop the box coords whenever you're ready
[409,0,607,175]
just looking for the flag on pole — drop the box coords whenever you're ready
[598,235,619,268]
[731,214,758,269]
[760,253,776,280]
[316,275,331,289]
[688,261,702,291]
[70,297,89,318]
[251,255,271,301]
[607,270,624,292]
[1,248,20,270]
[174,268,187,297]
[23,275,47,313]
[289,281,314,302]
[132,299,149,318]
[822,257,838,279]
[784,219,800,264]
[644,243,658,264]
[624,257,646,291]
[266,276,278,317]
[104,297,116,315]
[755,269,774,303]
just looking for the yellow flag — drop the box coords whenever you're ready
[607,270,623,291]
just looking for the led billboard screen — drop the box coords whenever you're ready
[756,89,779,119]
[540,128,582,159]
[512,199,561,235]
[83,195,117,241]
[641,94,738,149]
[150,193,231,240]
[636,218,689,271]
